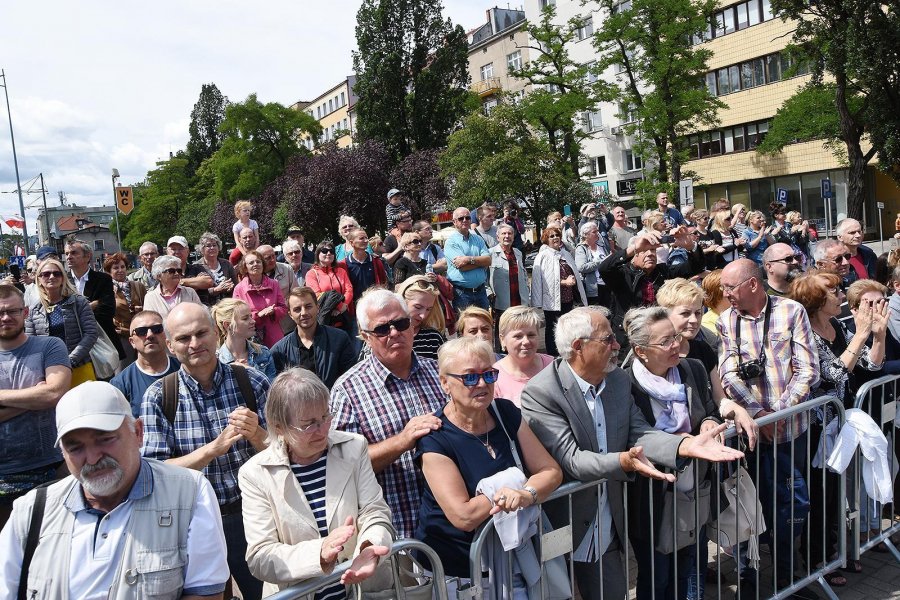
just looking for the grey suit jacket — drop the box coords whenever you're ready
[520,360,684,552]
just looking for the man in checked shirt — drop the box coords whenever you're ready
[331,288,445,539]
[717,259,819,596]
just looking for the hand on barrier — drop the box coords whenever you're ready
[321,516,356,569]
[678,423,745,462]
[620,446,676,482]
[341,544,390,585]
[723,403,759,451]
[756,409,782,443]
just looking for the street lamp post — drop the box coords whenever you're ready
[111,168,122,251]
[1,69,29,255]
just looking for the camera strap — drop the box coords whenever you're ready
[735,296,772,364]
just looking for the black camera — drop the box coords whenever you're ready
[737,357,765,381]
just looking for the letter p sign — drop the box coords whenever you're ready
[116,186,134,215]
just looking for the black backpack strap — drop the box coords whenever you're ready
[18,484,48,600]
[162,372,180,425]
[229,364,257,414]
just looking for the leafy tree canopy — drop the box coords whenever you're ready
[186,83,229,174]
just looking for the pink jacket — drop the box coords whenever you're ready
[305,265,354,314]
[233,275,287,348]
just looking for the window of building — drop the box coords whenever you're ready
[316,106,321,119]
[740,57,765,89]
[481,63,494,80]
[540,0,556,7]
[94,239,104,252]
[619,102,638,123]
[624,150,643,172]
[589,156,607,177]
[328,99,333,113]
[575,17,594,40]
[762,0,773,20]
[723,7,736,34]
[584,109,603,132]
[736,3,749,29]
[507,50,522,73]
[748,0,761,25]
[341,92,346,106]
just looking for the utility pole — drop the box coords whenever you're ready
[39,173,49,244]
[0,69,29,255]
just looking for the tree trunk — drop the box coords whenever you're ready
[834,70,868,222]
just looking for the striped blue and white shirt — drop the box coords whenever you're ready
[293,456,344,600]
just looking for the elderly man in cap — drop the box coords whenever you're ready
[0,381,229,598]
[166,236,214,303]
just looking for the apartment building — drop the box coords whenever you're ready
[292,76,358,150]
[467,7,533,111]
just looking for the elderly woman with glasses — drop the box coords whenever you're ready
[393,231,431,285]
[195,231,237,305]
[416,337,562,598]
[103,252,147,366]
[25,257,99,374]
[306,241,354,333]
[142,255,203,320]
[623,306,721,600]
[233,250,288,348]
[531,225,587,356]
[239,368,393,597]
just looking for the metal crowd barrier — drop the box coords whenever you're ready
[264,538,449,600]
[850,374,900,564]
[462,395,847,600]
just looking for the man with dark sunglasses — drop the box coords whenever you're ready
[762,243,804,297]
[814,239,854,323]
[110,310,180,417]
[445,207,492,311]
[331,288,445,540]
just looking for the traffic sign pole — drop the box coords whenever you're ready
[821,178,832,238]
[877,201,885,253]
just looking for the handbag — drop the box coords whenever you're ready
[70,361,97,386]
[708,461,767,568]
[72,298,119,379]
[354,552,433,600]
[655,479,712,554]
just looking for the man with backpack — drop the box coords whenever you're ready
[140,302,270,600]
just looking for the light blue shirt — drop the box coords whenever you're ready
[444,230,489,288]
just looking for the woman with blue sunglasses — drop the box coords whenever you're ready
[414,337,562,598]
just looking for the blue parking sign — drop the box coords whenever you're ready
[7,256,25,268]
[776,188,788,205]
[821,178,832,199]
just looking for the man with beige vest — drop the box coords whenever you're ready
[0,381,229,599]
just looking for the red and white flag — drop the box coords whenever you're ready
[13,244,24,256]
[4,215,25,230]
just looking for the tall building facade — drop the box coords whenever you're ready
[292,76,358,150]
[467,7,533,111]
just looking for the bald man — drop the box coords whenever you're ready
[444,207,492,310]
[761,243,803,296]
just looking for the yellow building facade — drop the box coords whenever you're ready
[292,76,357,150]
[467,8,533,110]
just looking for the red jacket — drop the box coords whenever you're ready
[306,265,354,314]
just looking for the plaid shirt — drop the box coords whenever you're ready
[331,353,446,538]
[140,362,270,505]
[717,295,819,442]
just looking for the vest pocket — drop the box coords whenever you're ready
[135,548,185,598]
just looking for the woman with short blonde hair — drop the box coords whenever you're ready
[493,306,552,407]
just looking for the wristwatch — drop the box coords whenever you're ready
[524,485,538,505]
[468,256,475,265]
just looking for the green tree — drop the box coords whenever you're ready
[207,93,320,201]
[440,103,592,228]
[120,156,192,249]
[511,7,597,179]
[590,0,722,200]
[185,83,229,174]
[353,0,473,160]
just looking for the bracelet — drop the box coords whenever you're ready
[523,485,538,505]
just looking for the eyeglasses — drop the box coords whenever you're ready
[39,271,63,279]
[202,243,218,249]
[446,369,500,386]
[0,307,25,318]
[829,253,853,264]
[289,413,334,434]
[319,249,335,255]
[162,268,183,276]
[132,323,164,337]
[721,277,753,293]
[286,250,302,255]
[456,216,471,222]
[582,333,617,345]
[25,269,36,275]
[645,333,684,349]
[768,254,803,264]
[363,317,412,337]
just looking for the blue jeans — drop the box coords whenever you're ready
[222,511,263,600]
[633,529,707,600]
[452,285,489,311]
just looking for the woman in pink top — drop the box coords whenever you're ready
[493,306,554,406]
[232,250,287,347]
[305,240,354,331]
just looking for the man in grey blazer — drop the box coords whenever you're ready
[521,306,742,600]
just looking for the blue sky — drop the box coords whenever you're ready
[0,0,493,235]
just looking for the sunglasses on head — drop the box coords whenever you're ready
[132,323,164,337]
[446,369,500,386]
[363,317,412,337]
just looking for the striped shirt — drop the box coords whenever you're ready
[413,328,445,361]
[717,295,819,442]
[292,456,343,600]
[331,353,446,538]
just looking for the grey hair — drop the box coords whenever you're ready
[437,337,495,376]
[197,232,222,252]
[496,223,514,235]
[151,255,182,279]
[813,238,844,263]
[282,239,301,254]
[623,306,671,349]
[835,218,859,237]
[890,265,900,285]
[579,221,599,240]
[265,368,331,444]
[555,306,610,361]
[65,238,92,257]
[139,241,158,254]
[356,288,409,332]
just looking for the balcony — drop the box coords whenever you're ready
[471,77,502,97]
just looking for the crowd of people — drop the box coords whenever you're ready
[0,189,897,600]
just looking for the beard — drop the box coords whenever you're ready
[0,324,24,340]
[784,267,802,282]
[79,456,125,497]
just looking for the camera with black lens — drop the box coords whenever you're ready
[737,357,765,381]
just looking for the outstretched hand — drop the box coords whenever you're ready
[678,423,745,462]
[341,544,390,585]
[620,446,676,483]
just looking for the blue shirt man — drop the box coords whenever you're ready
[444,207,492,310]
[657,192,685,228]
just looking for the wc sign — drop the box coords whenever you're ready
[115,187,134,215]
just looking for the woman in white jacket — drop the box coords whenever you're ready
[530,225,587,356]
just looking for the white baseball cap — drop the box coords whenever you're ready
[55,382,132,447]
[166,235,189,248]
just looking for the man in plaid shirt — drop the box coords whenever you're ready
[331,288,445,539]
[718,258,819,595]
[141,302,270,600]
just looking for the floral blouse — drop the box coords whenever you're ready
[812,317,880,414]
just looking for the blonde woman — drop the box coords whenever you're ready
[493,306,553,407]
[393,231,430,285]
[786,210,811,259]
[730,203,748,236]
[211,298,276,382]
[710,209,743,267]
[335,215,362,261]
[741,210,774,265]
[396,275,447,360]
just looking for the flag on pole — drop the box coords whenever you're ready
[4,215,25,230]
[14,244,24,256]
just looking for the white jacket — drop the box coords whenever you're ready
[827,408,896,503]
[530,246,588,311]
[476,467,539,551]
